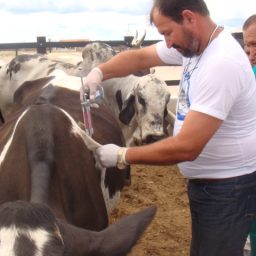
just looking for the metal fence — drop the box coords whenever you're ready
[0,32,243,54]
[0,36,161,55]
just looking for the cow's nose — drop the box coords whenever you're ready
[144,134,167,144]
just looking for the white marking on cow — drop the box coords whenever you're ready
[0,109,29,168]
[48,69,81,91]
[99,167,121,215]
[58,107,120,214]
[0,226,50,256]
[57,107,101,151]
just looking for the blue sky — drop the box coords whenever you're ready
[0,0,255,43]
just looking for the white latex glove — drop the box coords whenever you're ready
[95,144,128,169]
[80,67,103,101]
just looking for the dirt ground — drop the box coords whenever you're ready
[110,164,191,256]
[0,49,191,255]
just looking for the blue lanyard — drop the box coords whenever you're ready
[253,65,256,76]
[177,57,200,121]
[183,71,191,107]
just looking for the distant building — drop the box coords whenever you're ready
[59,39,90,42]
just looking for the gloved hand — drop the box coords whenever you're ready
[80,67,103,101]
[95,144,128,169]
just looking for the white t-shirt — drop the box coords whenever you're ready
[156,28,256,179]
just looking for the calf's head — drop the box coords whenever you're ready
[118,75,171,145]
[0,201,156,256]
[81,43,116,76]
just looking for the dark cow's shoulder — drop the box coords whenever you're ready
[0,73,155,255]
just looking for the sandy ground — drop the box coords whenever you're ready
[0,49,190,255]
[111,165,191,256]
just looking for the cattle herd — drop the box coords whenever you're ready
[0,41,176,255]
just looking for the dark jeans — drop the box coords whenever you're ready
[188,171,256,256]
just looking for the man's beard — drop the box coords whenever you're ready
[173,29,199,58]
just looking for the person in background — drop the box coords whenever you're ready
[82,1,256,255]
[243,14,256,256]
[243,14,256,76]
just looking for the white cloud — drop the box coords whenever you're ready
[0,0,156,42]
[206,0,256,30]
[0,0,255,43]
[0,0,152,15]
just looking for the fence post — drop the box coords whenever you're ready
[37,36,47,54]
[124,35,134,47]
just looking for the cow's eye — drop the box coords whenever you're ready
[138,96,146,107]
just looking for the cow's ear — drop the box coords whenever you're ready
[58,205,156,256]
[13,80,34,105]
[119,95,135,125]
[13,77,54,106]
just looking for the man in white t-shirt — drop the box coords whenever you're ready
[81,0,256,255]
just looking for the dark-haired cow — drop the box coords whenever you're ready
[0,73,156,255]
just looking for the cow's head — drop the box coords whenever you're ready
[81,43,116,76]
[0,201,65,256]
[117,75,171,145]
[0,200,156,256]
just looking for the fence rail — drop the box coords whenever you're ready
[0,40,161,50]
[0,37,161,54]
[0,32,243,53]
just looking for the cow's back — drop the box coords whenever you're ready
[0,80,128,231]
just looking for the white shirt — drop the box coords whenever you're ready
[156,28,256,179]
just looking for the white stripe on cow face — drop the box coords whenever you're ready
[0,108,29,168]
[0,226,50,256]
[58,107,121,215]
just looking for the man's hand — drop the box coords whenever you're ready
[80,67,103,101]
[95,144,128,169]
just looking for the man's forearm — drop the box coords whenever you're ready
[99,50,144,80]
[125,136,196,166]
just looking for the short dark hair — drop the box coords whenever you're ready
[243,14,256,31]
[150,0,210,24]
